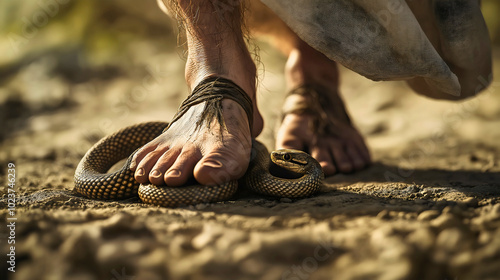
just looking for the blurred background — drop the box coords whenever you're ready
[1,0,499,71]
[0,0,185,152]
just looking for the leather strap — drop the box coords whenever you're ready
[164,77,254,135]
[281,85,351,136]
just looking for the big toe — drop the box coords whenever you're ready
[163,148,201,187]
[311,146,337,176]
[194,149,249,186]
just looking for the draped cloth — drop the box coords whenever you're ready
[261,0,463,97]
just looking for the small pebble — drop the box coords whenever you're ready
[418,210,441,221]
[103,212,135,228]
[492,203,500,214]
[192,224,223,249]
[377,210,390,220]
[436,228,466,251]
[265,216,281,227]
[430,213,461,229]
[195,204,207,210]
[280,198,292,203]
[459,197,478,208]
[60,231,95,262]
[406,227,435,251]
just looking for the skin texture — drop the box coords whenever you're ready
[247,1,371,174]
[131,0,262,187]
[130,0,491,186]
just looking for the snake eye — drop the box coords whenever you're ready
[283,154,292,161]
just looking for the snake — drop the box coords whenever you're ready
[74,122,324,207]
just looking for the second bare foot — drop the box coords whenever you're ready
[276,43,371,176]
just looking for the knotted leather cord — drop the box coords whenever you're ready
[281,85,352,136]
[164,77,254,136]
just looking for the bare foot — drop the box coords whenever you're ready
[131,0,263,187]
[276,43,371,176]
[130,85,260,186]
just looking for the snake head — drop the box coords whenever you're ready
[271,149,320,176]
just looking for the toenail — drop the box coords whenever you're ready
[167,169,181,177]
[136,168,145,176]
[129,161,136,169]
[203,159,223,168]
[151,169,162,178]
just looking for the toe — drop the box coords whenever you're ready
[351,133,371,163]
[329,141,353,173]
[148,148,181,185]
[346,144,366,170]
[359,144,372,165]
[194,147,249,186]
[164,147,201,187]
[276,115,307,150]
[134,145,169,183]
[130,142,159,171]
[311,145,337,176]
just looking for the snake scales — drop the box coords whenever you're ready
[74,122,324,207]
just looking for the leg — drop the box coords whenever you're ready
[405,0,492,100]
[248,2,370,175]
[130,0,263,186]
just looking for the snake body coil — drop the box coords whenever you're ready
[74,122,323,207]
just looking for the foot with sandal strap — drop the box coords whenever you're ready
[276,41,371,176]
[130,0,263,187]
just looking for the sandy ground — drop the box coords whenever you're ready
[1,2,500,279]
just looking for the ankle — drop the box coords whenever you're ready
[185,52,257,98]
[183,57,262,137]
[285,47,340,91]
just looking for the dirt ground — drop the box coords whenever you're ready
[1,1,500,280]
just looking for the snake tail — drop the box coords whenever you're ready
[74,122,168,200]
